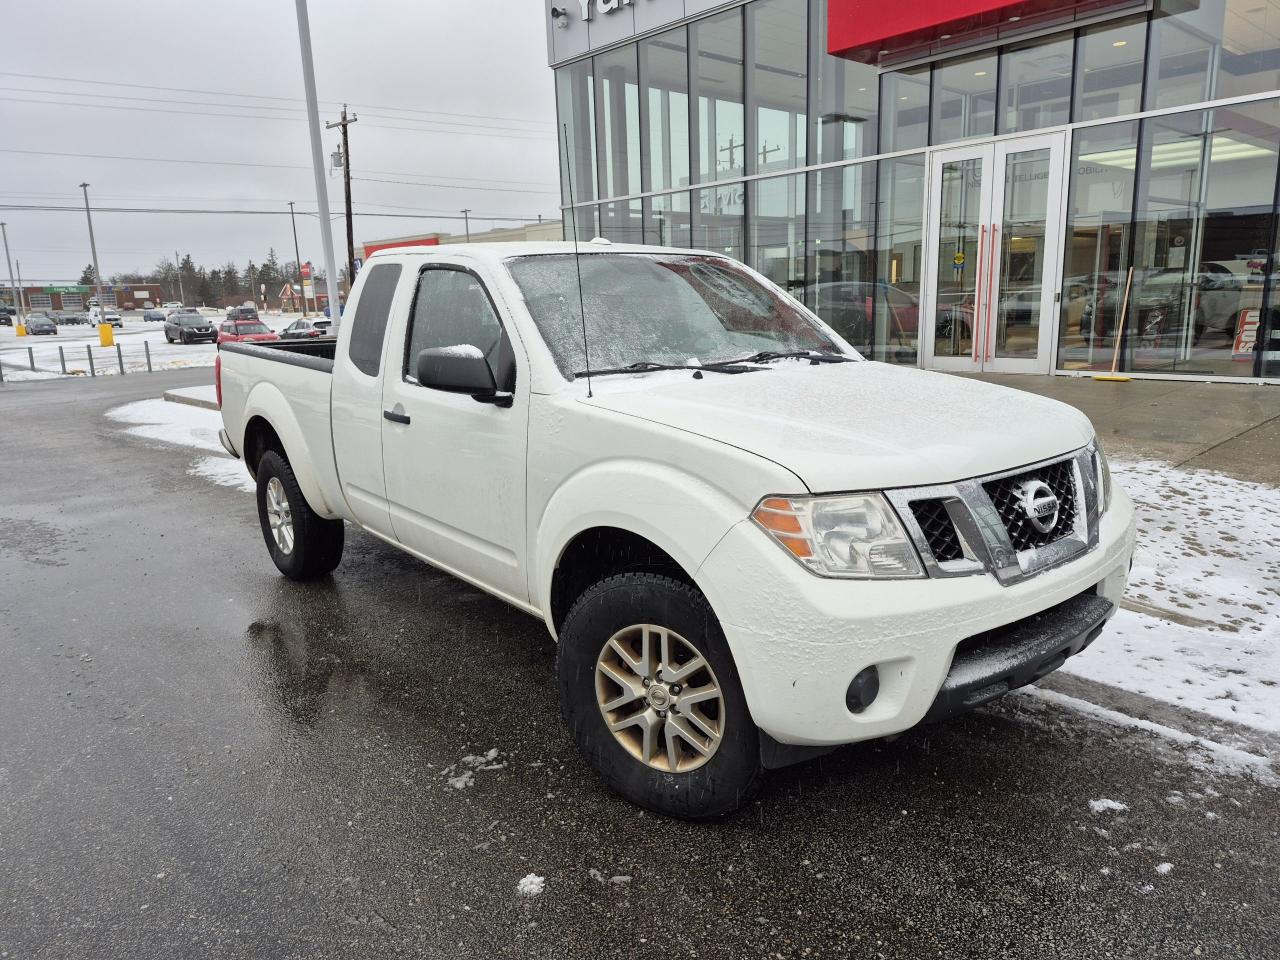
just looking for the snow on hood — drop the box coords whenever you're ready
[582,361,1094,492]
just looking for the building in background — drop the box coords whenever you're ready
[355,219,564,267]
[0,283,166,312]
[547,0,1280,382]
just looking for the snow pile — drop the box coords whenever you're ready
[516,874,545,898]
[1063,459,1280,733]
[1088,798,1128,815]
[106,399,252,493]
[1154,862,1174,875]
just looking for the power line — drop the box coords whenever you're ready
[0,203,551,222]
[0,148,558,192]
[0,71,554,127]
[0,96,555,140]
[353,176,558,196]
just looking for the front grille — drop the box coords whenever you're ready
[909,498,964,563]
[983,458,1077,551]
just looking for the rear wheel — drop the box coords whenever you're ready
[255,450,344,580]
[557,572,761,819]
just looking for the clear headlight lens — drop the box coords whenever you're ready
[1094,440,1113,514]
[751,494,924,579]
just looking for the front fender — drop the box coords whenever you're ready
[242,380,339,518]
[534,459,754,636]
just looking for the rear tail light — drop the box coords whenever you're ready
[214,354,223,408]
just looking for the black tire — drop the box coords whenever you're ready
[557,572,762,819]
[165,334,173,343]
[255,449,344,580]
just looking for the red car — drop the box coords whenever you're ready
[217,319,280,345]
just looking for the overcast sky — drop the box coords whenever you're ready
[0,0,560,283]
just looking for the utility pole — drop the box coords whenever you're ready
[1,222,21,324]
[174,249,186,305]
[288,201,306,316]
[326,104,357,289]
[294,0,344,332]
[461,208,472,243]
[15,260,23,312]
[79,183,106,322]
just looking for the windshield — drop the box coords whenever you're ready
[179,316,206,326]
[506,253,842,378]
[232,322,270,334]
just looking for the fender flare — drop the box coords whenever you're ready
[534,459,748,635]
[241,380,338,518]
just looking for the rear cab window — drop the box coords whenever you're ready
[347,262,403,376]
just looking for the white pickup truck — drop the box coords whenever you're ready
[217,241,1135,818]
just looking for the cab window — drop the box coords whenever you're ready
[404,268,515,391]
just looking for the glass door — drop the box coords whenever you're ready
[923,132,1066,373]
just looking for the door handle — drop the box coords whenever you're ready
[973,224,986,363]
[383,409,410,424]
[985,224,999,363]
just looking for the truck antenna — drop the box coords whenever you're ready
[562,123,592,398]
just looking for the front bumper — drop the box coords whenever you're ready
[695,487,1135,747]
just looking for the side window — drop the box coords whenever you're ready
[404,269,515,391]
[347,262,403,377]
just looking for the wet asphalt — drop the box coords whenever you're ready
[0,370,1276,960]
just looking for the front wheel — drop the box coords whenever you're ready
[255,450,344,580]
[557,573,761,819]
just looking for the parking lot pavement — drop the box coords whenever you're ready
[1,371,1277,959]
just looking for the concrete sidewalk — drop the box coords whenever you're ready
[968,374,1280,484]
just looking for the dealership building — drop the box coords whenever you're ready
[547,0,1280,382]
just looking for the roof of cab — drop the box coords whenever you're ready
[365,240,721,262]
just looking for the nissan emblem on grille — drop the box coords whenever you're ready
[1014,480,1060,534]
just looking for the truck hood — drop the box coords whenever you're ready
[582,361,1094,492]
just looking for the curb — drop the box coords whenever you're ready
[163,388,219,411]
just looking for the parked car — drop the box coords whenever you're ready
[804,280,920,350]
[225,306,261,323]
[90,307,123,328]
[0,306,15,325]
[24,313,58,335]
[143,308,168,322]
[162,301,183,310]
[217,319,279,345]
[165,313,218,344]
[281,319,324,339]
[61,311,90,325]
[312,319,332,335]
[217,242,1135,819]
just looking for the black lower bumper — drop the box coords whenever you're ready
[922,592,1114,724]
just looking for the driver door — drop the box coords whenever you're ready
[380,265,530,606]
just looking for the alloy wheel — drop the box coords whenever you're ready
[594,624,725,773]
[265,476,294,554]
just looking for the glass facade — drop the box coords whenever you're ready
[555,0,1280,380]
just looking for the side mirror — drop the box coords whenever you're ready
[416,346,511,407]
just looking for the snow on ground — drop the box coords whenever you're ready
[106,399,252,493]
[516,874,545,898]
[1062,459,1280,733]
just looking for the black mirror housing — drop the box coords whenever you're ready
[416,346,498,397]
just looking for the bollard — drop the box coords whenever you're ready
[28,346,35,371]
[87,345,96,377]
[144,340,152,372]
[59,345,67,375]
[0,357,5,383]
[116,344,125,375]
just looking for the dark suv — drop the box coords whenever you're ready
[226,306,260,323]
[165,312,217,344]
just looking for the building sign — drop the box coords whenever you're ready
[43,285,90,294]
[828,0,1136,63]
[568,0,646,22]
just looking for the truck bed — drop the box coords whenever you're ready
[219,338,336,372]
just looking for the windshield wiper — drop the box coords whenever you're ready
[573,360,761,379]
[701,350,857,368]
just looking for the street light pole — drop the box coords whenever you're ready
[1,222,21,324]
[288,201,306,316]
[15,259,24,312]
[461,208,472,243]
[79,183,106,321]
[294,0,345,331]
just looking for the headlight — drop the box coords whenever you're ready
[751,494,924,579]
[1094,441,1113,514]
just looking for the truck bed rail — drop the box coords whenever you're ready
[219,339,335,373]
